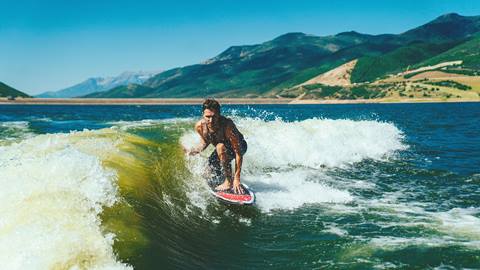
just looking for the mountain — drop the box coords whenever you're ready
[36,71,158,98]
[143,33,363,96]
[0,82,30,98]
[138,32,395,98]
[83,84,154,98]
[400,13,480,43]
[414,34,480,70]
[84,13,480,98]
[350,41,461,83]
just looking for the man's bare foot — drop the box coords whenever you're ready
[215,180,232,191]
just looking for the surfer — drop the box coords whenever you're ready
[186,99,248,194]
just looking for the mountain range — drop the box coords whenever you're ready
[3,13,479,100]
[83,13,480,99]
[36,71,158,98]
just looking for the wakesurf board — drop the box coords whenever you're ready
[209,183,255,205]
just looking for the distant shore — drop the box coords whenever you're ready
[0,97,479,105]
[0,98,293,105]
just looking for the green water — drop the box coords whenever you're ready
[1,103,479,269]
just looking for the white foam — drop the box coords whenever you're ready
[109,118,194,131]
[181,117,406,169]
[237,118,406,169]
[248,169,352,212]
[181,117,405,212]
[0,131,131,269]
[0,121,34,143]
[434,208,480,240]
[182,150,219,213]
[370,235,480,250]
[324,223,348,236]
[36,117,52,122]
[109,119,163,130]
[361,193,480,242]
[183,153,353,212]
[0,121,30,130]
[466,174,480,183]
[370,236,451,249]
[345,194,480,249]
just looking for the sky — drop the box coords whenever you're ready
[1,0,480,95]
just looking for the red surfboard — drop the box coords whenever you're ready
[210,184,255,205]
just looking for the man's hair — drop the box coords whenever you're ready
[202,98,221,114]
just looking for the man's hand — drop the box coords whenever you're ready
[232,177,244,194]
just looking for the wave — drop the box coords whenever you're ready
[182,117,406,212]
[108,118,194,131]
[183,117,406,169]
[0,121,34,143]
[0,130,133,269]
[0,121,218,269]
[0,116,410,268]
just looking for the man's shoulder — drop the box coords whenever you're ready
[195,120,204,130]
[222,117,238,132]
[221,116,234,125]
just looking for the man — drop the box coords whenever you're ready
[186,99,247,194]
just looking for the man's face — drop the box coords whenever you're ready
[203,109,219,129]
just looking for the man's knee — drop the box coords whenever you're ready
[216,143,226,153]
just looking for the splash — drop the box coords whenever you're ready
[237,117,406,169]
[0,121,34,143]
[181,117,406,212]
[0,130,132,269]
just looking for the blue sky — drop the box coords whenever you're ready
[1,0,480,95]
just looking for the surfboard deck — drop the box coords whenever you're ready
[208,183,255,205]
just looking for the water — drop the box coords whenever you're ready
[0,103,479,269]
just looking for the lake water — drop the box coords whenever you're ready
[1,103,479,269]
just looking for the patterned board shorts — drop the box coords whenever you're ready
[208,140,247,181]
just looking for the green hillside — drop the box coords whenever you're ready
[0,82,30,98]
[141,32,379,97]
[130,32,403,98]
[82,84,154,98]
[414,35,480,70]
[351,41,460,83]
[264,41,403,94]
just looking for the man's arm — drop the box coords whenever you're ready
[188,121,209,155]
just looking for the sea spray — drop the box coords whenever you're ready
[181,117,406,212]
[236,117,406,169]
[0,130,132,269]
[0,121,35,144]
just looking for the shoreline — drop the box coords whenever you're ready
[0,97,479,105]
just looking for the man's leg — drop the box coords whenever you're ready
[208,151,222,181]
[214,143,234,191]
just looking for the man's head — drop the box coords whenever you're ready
[202,98,221,128]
